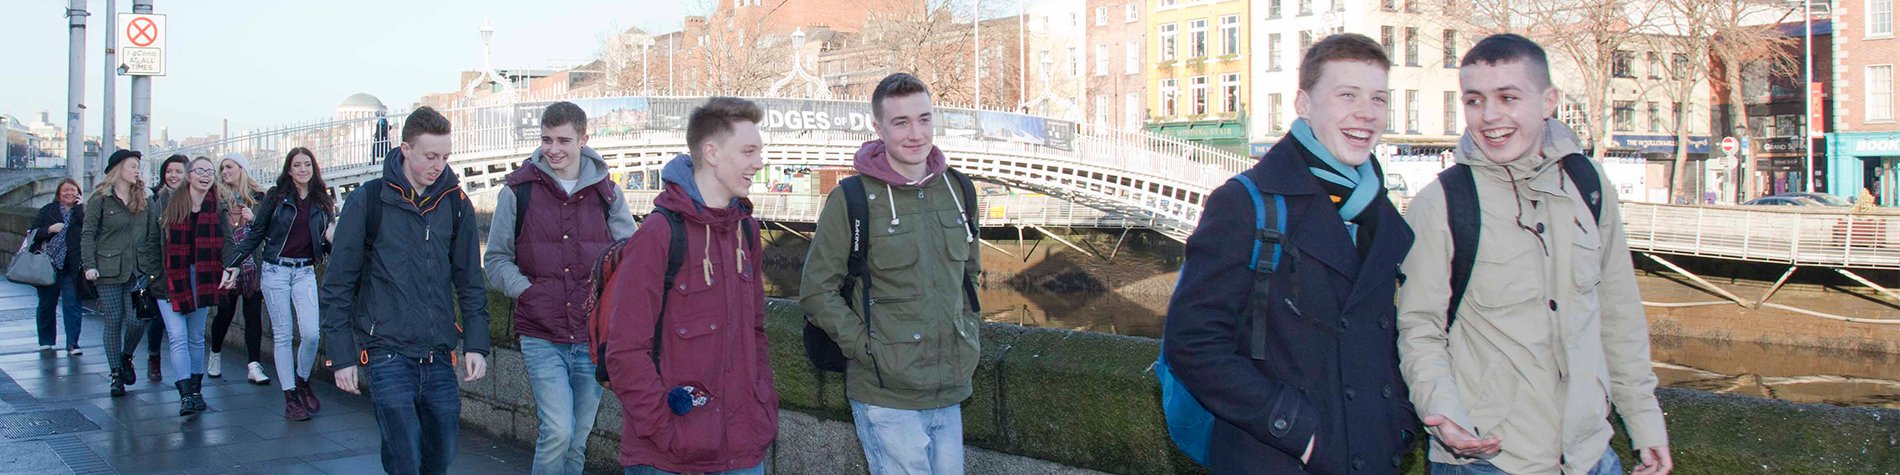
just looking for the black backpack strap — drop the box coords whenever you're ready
[512,182,533,239]
[1559,153,1604,225]
[1439,165,1480,330]
[361,179,384,252]
[945,168,981,313]
[1230,173,1288,361]
[839,177,873,333]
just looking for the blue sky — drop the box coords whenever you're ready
[0,0,694,139]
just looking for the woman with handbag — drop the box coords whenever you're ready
[149,156,230,416]
[224,147,334,421]
[81,149,162,397]
[207,152,269,384]
[27,179,85,354]
[141,154,188,383]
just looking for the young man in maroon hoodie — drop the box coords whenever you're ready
[599,97,777,475]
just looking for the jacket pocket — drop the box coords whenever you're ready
[938,210,970,262]
[1571,234,1603,290]
[97,250,125,280]
[1469,240,1540,312]
[870,216,918,271]
[660,315,722,380]
[1464,363,1520,439]
[866,299,942,390]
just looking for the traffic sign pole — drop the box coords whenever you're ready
[128,0,154,157]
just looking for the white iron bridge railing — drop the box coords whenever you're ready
[615,189,1161,229]
[1622,202,1900,270]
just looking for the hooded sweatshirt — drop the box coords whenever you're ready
[602,154,776,472]
[1396,119,1666,474]
[798,140,982,411]
[320,148,491,368]
[484,146,637,344]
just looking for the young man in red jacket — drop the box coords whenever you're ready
[600,97,777,475]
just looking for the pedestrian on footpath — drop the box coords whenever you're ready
[599,97,775,475]
[28,178,85,355]
[209,152,271,385]
[1396,34,1673,475]
[82,149,162,397]
[1162,34,1418,474]
[320,106,490,475]
[800,74,984,475]
[144,154,188,382]
[224,147,335,421]
[149,156,231,416]
[485,101,637,475]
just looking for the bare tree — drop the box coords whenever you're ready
[1651,0,1798,202]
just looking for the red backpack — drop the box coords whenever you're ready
[583,207,755,384]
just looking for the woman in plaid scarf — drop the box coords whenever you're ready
[149,156,232,416]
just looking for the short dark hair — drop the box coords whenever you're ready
[1460,33,1552,88]
[871,73,931,120]
[1299,33,1391,91]
[685,97,764,162]
[401,106,452,143]
[541,101,588,135]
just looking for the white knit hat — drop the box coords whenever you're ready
[221,151,251,171]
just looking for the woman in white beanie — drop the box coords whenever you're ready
[209,152,271,385]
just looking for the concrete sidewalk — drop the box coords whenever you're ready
[0,278,537,474]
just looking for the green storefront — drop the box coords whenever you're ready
[1147,120,1249,157]
[1827,131,1900,206]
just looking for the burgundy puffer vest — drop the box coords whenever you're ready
[509,165,620,344]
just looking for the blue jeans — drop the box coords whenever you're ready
[365,351,462,475]
[521,336,604,475]
[849,399,964,475]
[156,300,208,382]
[1430,445,1622,475]
[622,462,764,475]
[261,262,321,390]
[35,272,82,348]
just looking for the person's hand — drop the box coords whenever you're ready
[1424,414,1502,458]
[325,225,335,242]
[1633,445,1673,475]
[47,223,65,234]
[1301,435,1315,465]
[462,353,487,382]
[219,268,238,290]
[334,366,361,395]
[84,269,99,281]
[240,207,254,223]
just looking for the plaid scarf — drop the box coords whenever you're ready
[46,205,73,270]
[164,192,227,313]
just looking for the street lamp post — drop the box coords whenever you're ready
[974,0,982,109]
[1802,0,1815,192]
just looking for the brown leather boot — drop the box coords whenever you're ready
[283,390,310,421]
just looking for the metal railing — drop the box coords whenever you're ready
[616,190,1158,229]
[1623,202,1900,270]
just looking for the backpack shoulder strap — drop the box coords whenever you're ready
[1439,164,1480,330]
[945,168,981,313]
[1228,172,1288,361]
[650,207,688,370]
[512,182,533,239]
[361,179,384,251]
[1559,153,1604,225]
[839,176,871,287]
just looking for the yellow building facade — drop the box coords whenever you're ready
[1144,0,1251,155]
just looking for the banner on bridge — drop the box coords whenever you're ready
[515,98,1072,151]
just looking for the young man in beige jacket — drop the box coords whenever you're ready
[1396,34,1673,475]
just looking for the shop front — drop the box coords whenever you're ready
[1756,137,1825,196]
[1826,131,1900,206]
[1148,120,1249,157]
[1610,134,1712,203]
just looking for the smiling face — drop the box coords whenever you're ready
[221,160,244,186]
[873,93,935,171]
[539,123,588,179]
[188,159,216,194]
[289,153,315,186]
[1460,60,1561,164]
[700,120,765,200]
[400,133,453,188]
[162,161,185,191]
[57,182,80,205]
[1295,60,1390,166]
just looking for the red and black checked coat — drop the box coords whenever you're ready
[151,189,231,313]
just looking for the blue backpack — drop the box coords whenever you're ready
[1157,173,1288,465]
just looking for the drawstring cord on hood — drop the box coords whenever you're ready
[1504,167,1551,257]
[885,184,900,228]
[943,174,974,243]
[700,223,749,286]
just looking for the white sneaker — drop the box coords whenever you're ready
[67,347,82,356]
[207,351,222,377]
[39,345,53,351]
[247,362,271,385]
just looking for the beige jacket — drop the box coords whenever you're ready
[1396,120,1668,474]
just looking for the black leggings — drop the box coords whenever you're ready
[210,290,263,362]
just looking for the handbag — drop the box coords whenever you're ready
[7,230,56,286]
[128,274,162,322]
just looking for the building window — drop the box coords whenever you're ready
[1095,44,1108,76]
[1096,7,1108,26]
[1406,90,1420,133]
[1221,73,1242,113]
[1648,101,1662,132]
[1221,16,1241,56]
[1191,76,1209,115]
[1095,95,1109,126]
[1190,19,1209,58]
[1126,42,1140,74]
[1269,0,1282,18]
[1405,28,1419,66]
[1386,98,1396,133]
[1070,46,1081,76]
[1406,0,1418,12]
[1382,0,1396,10]
[1872,0,1894,37]
[1614,101,1635,131]
[1672,53,1688,80]
[1381,27,1396,63]
[1333,0,1344,12]
[1126,3,1138,22]
[1269,93,1285,132]
[1870,65,1895,122]
[1613,50,1634,78]
[1647,52,1662,80]
[1161,79,1179,117]
[1444,91,1458,134]
[1269,34,1283,71]
[1443,30,1457,68]
[1160,23,1178,62]
[1299,31,1314,60]
[1126,93,1141,129]
[1162,0,1176,7]
[1300,0,1312,16]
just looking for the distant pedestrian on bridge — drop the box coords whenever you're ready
[599,97,775,475]
[83,149,161,398]
[801,73,984,475]
[321,106,491,475]
[224,147,337,421]
[1162,34,1419,474]
[485,101,636,474]
[1396,34,1673,475]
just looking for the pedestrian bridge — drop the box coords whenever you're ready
[151,96,1900,274]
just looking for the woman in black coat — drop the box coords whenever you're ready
[29,179,86,354]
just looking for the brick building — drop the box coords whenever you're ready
[1826,0,1900,204]
[1086,0,1148,130]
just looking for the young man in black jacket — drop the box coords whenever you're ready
[320,106,490,475]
